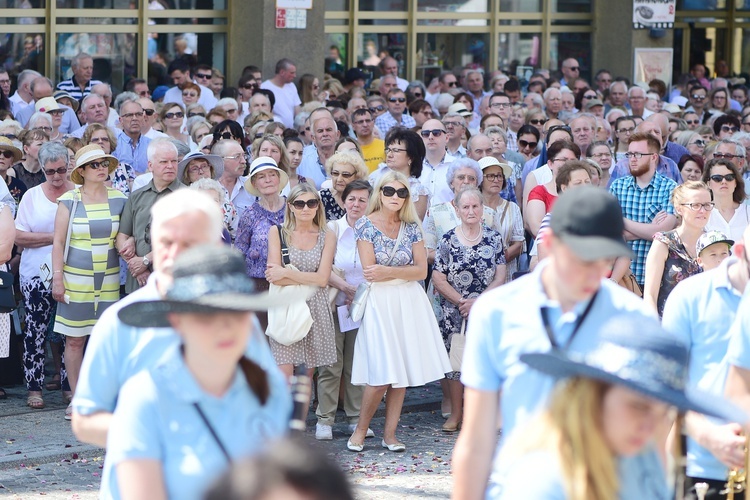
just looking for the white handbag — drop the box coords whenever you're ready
[449,320,466,372]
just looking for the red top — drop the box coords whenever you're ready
[528,185,557,213]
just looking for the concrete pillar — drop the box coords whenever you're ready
[592,0,674,84]
[227,2,326,87]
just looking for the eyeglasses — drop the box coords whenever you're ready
[568,67,580,72]
[86,160,111,170]
[33,126,52,133]
[412,92,423,98]
[685,119,699,125]
[617,126,636,134]
[529,119,547,126]
[223,154,247,162]
[165,112,184,119]
[455,174,477,182]
[721,125,739,134]
[369,105,385,113]
[120,112,143,120]
[182,92,198,98]
[518,139,538,149]
[44,167,67,175]
[591,152,612,159]
[583,94,598,99]
[381,186,409,198]
[90,137,110,144]
[490,102,512,109]
[215,131,236,140]
[680,202,715,212]
[385,147,407,155]
[143,109,156,116]
[420,129,446,138]
[713,153,742,160]
[330,170,355,178]
[188,164,210,174]
[0,150,15,159]
[624,152,655,159]
[187,112,206,118]
[353,118,373,125]
[484,173,504,182]
[710,173,737,182]
[443,121,464,128]
[195,73,212,80]
[388,97,406,103]
[743,121,750,126]
[48,109,65,116]
[691,94,706,101]
[690,140,705,147]
[550,157,575,163]
[290,199,320,210]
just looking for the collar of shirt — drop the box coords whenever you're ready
[533,259,597,331]
[424,152,455,169]
[713,256,744,295]
[149,177,183,193]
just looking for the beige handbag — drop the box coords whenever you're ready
[449,320,466,372]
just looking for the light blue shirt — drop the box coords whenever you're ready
[725,284,750,373]
[15,103,80,134]
[297,146,327,188]
[661,257,744,480]
[112,131,151,174]
[103,342,291,500]
[460,261,658,485]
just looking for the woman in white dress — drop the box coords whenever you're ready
[348,170,451,453]
[702,158,749,241]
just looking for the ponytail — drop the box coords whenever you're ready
[239,356,270,405]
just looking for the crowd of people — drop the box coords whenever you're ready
[1,49,750,499]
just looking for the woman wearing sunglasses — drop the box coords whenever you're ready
[265,184,337,384]
[159,103,190,147]
[347,171,451,452]
[643,181,709,317]
[674,130,705,158]
[703,158,750,241]
[320,151,368,221]
[51,145,127,419]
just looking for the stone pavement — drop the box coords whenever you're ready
[0,380,457,499]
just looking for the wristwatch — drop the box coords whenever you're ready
[143,255,151,269]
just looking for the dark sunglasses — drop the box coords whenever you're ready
[685,119,699,125]
[381,186,409,199]
[242,83,258,90]
[710,173,737,182]
[583,94,597,99]
[568,67,580,71]
[389,97,406,103]
[0,134,16,140]
[165,112,184,119]
[187,112,206,118]
[529,119,547,125]
[420,129,446,138]
[195,73,212,79]
[143,109,156,116]
[44,167,67,175]
[87,160,111,170]
[0,150,15,159]
[721,125,739,133]
[369,105,385,113]
[215,131,236,140]
[290,199,320,209]
[412,92,423,98]
[447,81,458,87]
[518,139,538,149]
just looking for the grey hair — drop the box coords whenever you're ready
[28,112,53,129]
[169,138,191,159]
[294,112,310,130]
[718,138,746,158]
[0,119,22,134]
[627,86,646,98]
[731,131,750,145]
[484,125,508,138]
[216,97,238,111]
[525,92,544,108]
[446,157,483,186]
[543,87,561,100]
[17,69,41,88]
[38,141,69,168]
[190,177,226,201]
[81,93,104,112]
[453,186,484,206]
[30,77,54,93]
[434,93,455,114]
[442,111,463,122]
[609,81,628,93]
[71,52,93,70]
[147,137,179,161]
[150,189,224,245]
[115,91,140,114]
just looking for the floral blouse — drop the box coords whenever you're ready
[653,230,701,317]
[235,200,285,278]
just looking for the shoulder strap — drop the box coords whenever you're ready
[193,403,232,464]
[385,222,406,266]
[277,225,290,267]
[63,191,79,263]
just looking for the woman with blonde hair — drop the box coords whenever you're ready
[321,150,368,221]
[265,184,337,383]
[643,180,709,317]
[297,73,321,105]
[347,170,451,452]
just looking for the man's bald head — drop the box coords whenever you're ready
[645,113,669,140]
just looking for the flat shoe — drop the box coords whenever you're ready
[27,395,45,409]
[441,412,451,419]
[347,439,364,452]
[442,422,462,433]
[381,439,405,452]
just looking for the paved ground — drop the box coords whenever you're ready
[0,381,457,499]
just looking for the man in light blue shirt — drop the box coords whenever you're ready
[112,99,151,174]
[297,114,339,188]
[452,186,666,499]
[662,248,750,497]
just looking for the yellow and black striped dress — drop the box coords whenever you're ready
[54,187,127,337]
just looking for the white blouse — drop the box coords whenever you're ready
[705,204,750,242]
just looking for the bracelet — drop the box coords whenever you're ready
[54,270,63,274]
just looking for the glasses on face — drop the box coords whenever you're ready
[369,105,385,113]
[385,147,407,155]
[1,134,16,140]
[86,160,111,170]
[484,173,504,182]
[120,112,143,120]
[182,92,198,98]
[412,92,423,98]
[165,111,184,119]
[680,202,715,212]
[143,109,156,116]
[490,102,511,109]
[330,170,355,178]
[420,129,446,138]
[0,150,14,159]
[381,186,409,198]
[583,93,598,99]
[550,157,575,163]
[290,199,320,210]
[568,66,580,72]
[223,154,246,162]
[91,137,110,144]
[188,163,210,174]
[388,97,406,103]
[353,118,373,125]
[195,73,212,80]
[710,173,737,182]
[33,126,52,133]
[624,152,654,159]
[690,139,705,147]
[443,121,464,129]
[44,167,67,175]
[691,94,706,101]
[713,153,741,160]
[215,131,236,140]
[447,81,458,87]
[455,174,477,182]
[617,126,636,135]
[518,139,538,149]
[529,119,547,126]
[592,152,612,159]
[242,83,258,90]
[721,125,739,134]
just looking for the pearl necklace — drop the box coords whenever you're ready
[459,224,481,242]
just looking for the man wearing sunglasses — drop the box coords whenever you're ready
[351,108,384,173]
[374,88,415,136]
[686,85,711,124]
[419,118,454,205]
[559,58,580,87]
[163,58,218,112]
[137,97,168,140]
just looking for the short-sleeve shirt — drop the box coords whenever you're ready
[354,216,422,267]
[608,172,677,285]
[260,80,301,128]
[234,201,285,279]
[360,138,385,173]
[112,131,151,174]
[527,184,557,213]
[420,152,456,206]
[14,184,57,282]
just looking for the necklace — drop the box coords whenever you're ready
[459,224,481,242]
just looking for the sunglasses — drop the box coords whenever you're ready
[381,186,409,198]
[583,94,597,99]
[143,109,156,116]
[412,92,423,98]
[165,112,184,119]
[87,160,111,170]
[369,105,385,113]
[568,67,580,71]
[0,150,14,159]
[420,129,446,138]
[389,97,406,103]
[242,83,258,90]
[215,131,236,140]
[195,73,212,79]
[691,94,706,100]
[685,119,699,125]
[44,167,67,175]
[331,170,355,178]
[518,139,538,149]
[290,199,320,209]
[48,109,65,115]
[0,134,16,140]
[182,92,198,98]
[713,153,741,160]
[721,125,739,133]
[690,140,705,147]
[529,119,547,125]
[710,173,737,182]
[447,81,458,87]
[187,112,206,118]
[34,126,52,133]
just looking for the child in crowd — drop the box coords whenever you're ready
[696,230,733,271]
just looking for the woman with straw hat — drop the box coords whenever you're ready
[106,245,291,500]
[51,144,127,420]
[492,315,746,500]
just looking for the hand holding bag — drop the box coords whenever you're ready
[40,191,78,290]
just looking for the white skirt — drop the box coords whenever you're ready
[351,279,451,388]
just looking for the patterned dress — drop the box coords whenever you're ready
[54,187,128,337]
[653,230,702,317]
[269,231,336,368]
[320,188,345,222]
[433,226,505,380]
[235,201,285,279]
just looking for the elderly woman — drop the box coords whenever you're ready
[0,136,26,204]
[478,157,524,281]
[432,187,506,433]
[586,141,614,187]
[13,128,49,190]
[15,142,74,410]
[484,125,522,203]
[189,119,211,146]
[235,157,289,328]
[83,123,136,197]
[178,151,235,237]
[28,111,62,142]
[52,144,127,419]
[186,103,206,119]
[703,158,749,241]
[320,151,368,221]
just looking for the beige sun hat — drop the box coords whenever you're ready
[72,144,118,184]
[35,97,61,113]
[448,103,472,118]
[0,136,22,163]
[478,156,512,181]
